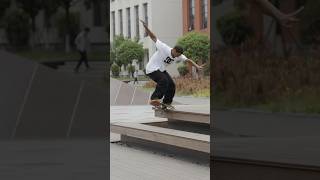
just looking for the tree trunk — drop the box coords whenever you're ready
[65,4,71,53]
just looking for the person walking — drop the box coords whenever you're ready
[74,27,91,73]
[133,70,139,84]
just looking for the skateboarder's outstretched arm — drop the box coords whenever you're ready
[140,20,157,42]
[186,59,205,71]
[252,0,301,28]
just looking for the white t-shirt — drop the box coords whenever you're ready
[146,39,188,74]
[75,32,90,52]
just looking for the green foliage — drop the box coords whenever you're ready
[177,64,189,76]
[299,0,320,45]
[0,0,10,19]
[112,35,144,68]
[216,10,253,46]
[16,0,42,31]
[4,8,30,48]
[111,63,120,77]
[127,64,136,77]
[54,11,80,46]
[176,32,210,64]
[42,0,61,28]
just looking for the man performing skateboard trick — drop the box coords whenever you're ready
[140,20,204,110]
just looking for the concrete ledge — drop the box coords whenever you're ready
[155,109,209,124]
[111,122,210,153]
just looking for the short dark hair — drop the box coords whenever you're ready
[174,45,184,54]
[84,27,90,32]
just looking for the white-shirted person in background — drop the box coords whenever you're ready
[140,20,204,108]
[74,27,91,73]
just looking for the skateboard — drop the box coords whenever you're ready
[151,102,175,111]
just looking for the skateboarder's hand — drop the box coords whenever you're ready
[278,14,299,28]
[196,64,205,71]
[140,20,147,26]
[277,7,303,28]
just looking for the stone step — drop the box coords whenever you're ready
[111,122,210,153]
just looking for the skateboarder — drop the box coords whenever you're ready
[74,27,91,73]
[140,20,204,108]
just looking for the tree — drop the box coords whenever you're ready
[16,0,42,32]
[177,32,210,77]
[53,0,104,52]
[4,8,30,49]
[0,0,10,20]
[117,39,144,70]
[41,0,61,49]
[177,32,210,64]
[16,0,43,48]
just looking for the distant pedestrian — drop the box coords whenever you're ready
[133,70,139,84]
[74,27,91,73]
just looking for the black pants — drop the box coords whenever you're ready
[75,51,89,70]
[134,77,138,84]
[147,70,175,104]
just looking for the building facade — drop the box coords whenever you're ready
[0,0,108,51]
[110,0,184,76]
[182,0,211,36]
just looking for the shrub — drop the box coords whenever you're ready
[111,63,120,77]
[177,64,189,76]
[216,10,253,46]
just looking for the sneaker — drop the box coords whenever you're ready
[162,103,175,110]
[149,99,161,107]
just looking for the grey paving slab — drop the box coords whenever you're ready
[15,66,81,138]
[69,82,108,137]
[110,143,209,180]
[214,136,320,168]
[214,110,320,137]
[110,78,121,105]
[131,87,150,105]
[0,139,108,180]
[0,51,36,138]
[115,82,134,105]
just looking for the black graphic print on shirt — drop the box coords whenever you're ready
[164,57,174,64]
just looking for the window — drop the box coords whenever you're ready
[135,5,140,39]
[143,3,148,37]
[93,0,102,26]
[201,0,208,29]
[119,9,123,36]
[127,8,131,38]
[188,0,195,31]
[111,11,115,38]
